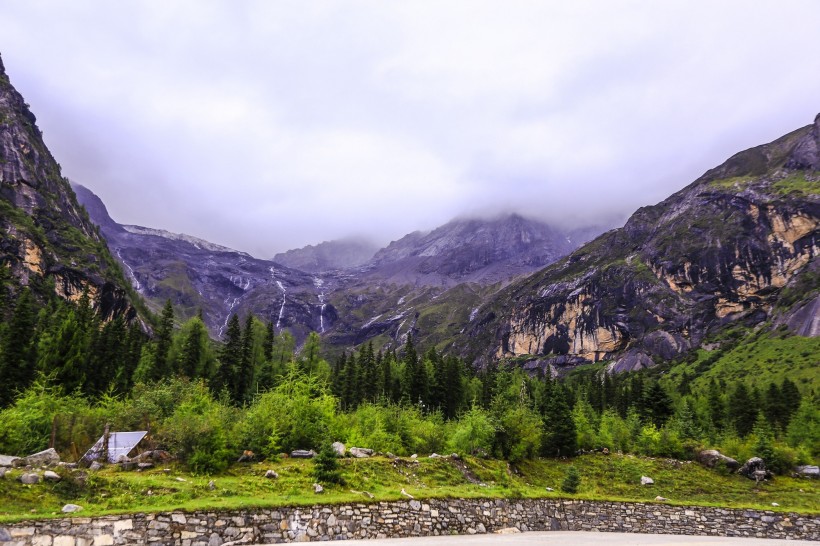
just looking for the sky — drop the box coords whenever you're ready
[1,1,819,258]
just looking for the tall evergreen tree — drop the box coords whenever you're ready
[0,288,38,405]
[215,314,242,399]
[152,299,175,381]
[728,382,757,437]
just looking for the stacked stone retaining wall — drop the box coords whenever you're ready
[1,499,817,545]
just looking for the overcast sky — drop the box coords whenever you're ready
[2,1,819,257]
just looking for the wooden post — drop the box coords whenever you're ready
[102,423,111,463]
[49,415,58,449]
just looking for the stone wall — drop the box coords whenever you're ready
[1,498,817,545]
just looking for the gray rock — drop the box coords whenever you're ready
[19,473,39,484]
[208,480,216,490]
[61,504,82,513]
[137,462,154,471]
[739,457,773,481]
[43,470,61,481]
[640,476,654,485]
[208,533,222,546]
[428,453,444,458]
[313,483,324,493]
[349,447,373,458]
[655,496,669,501]
[0,468,7,478]
[794,465,819,479]
[331,442,346,457]
[290,449,316,459]
[697,449,739,470]
[20,448,60,467]
[0,527,12,541]
[0,455,20,467]
[265,469,279,479]
[89,461,103,471]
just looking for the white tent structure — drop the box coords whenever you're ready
[81,431,147,463]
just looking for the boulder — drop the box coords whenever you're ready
[697,449,739,470]
[137,463,154,471]
[89,461,103,471]
[738,457,773,481]
[237,450,255,463]
[61,504,83,513]
[134,450,172,463]
[265,470,279,479]
[313,483,324,494]
[0,468,7,478]
[640,476,654,485]
[331,442,346,457]
[349,447,374,458]
[794,465,819,479]
[0,528,12,541]
[290,449,316,459]
[429,453,444,459]
[19,473,40,484]
[43,470,61,481]
[18,448,60,468]
[655,496,669,501]
[0,455,20,467]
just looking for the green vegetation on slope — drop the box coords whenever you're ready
[1,453,817,523]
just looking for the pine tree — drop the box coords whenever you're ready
[152,299,175,381]
[313,441,344,485]
[235,314,256,403]
[215,314,242,400]
[0,288,38,405]
[178,316,208,378]
[780,378,802,428]
[542,385,577,457]
[561,465,581,493]
[641,381,673,427]
[707,379,725,431]
[728,382,757,437]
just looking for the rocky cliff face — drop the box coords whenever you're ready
[73,183,333,341]
[273,238,379,273]
[465,115,819,372]
[0,54,136,321]
[364,214,599,287]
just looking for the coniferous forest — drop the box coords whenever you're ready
[0,285,816,475]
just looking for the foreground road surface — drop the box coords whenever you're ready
[257,531,815,546]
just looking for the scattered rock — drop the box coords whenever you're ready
[43,470,61,481]
[450,453,461,460]
[349,447,374,458]
[546,487,554,492]
[175,477,187,482]
[410,454,418,459]
[237,450,255,463]
[19,473,40,484]
[119,461,138,471]
[771,502,779,507]
[739,457,773,481]
[386,452,397,459]
[602,448,610,455]
[18,448,60,468]
[61,504,82,513]
[495,527,521,534]
[429,453,444,459]
[89,461,103,471]
[641,476,654,485]
[0,468,7,478]
[0,527,11,541]
[265,470,279,479]
[794,465,819,479]
[331,442,346,457]
[655,496,669,501]
[208,480,216,490]
[0,455,21,467]
[137,463,154,471]
[291,450,316,459]
[697,449,739,470]
[313,483,324,494]
[58,462,78,469]
[400,488,414,499]
[71,472,88,487]
[133,450,172,463]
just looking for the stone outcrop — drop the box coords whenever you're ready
[467,114,820,370]
[697,449,740,470]
[0,498,817,545]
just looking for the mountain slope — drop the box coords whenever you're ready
[363,214,599,286]
[461,115,820,372]
[0,54,136,320]
[72,183,329,340]
[273,238,378,273]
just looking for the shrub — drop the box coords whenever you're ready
[561,465,581,493]
[313,441,344,485]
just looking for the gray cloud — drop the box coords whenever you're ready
[2,1,819,257]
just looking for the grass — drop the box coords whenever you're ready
[772,172,820,197]
[662,329,820,396]
[1,453,816,524]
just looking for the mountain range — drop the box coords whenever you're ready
[1,51,817,375]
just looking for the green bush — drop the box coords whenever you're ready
[561,465,581,493]
[313,441,344,485]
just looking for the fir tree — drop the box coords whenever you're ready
[152,299,175,381]
[215,314,242,400]
[728,382,757,437]
[561,465,581,493]
[0,288,38,405]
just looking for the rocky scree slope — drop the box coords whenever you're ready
[0,54,136,320]
[272,238,379,273]
[462,115,820,373]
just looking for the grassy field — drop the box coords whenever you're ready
[1,453,817,524]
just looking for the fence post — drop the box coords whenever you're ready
[102,423,111,463]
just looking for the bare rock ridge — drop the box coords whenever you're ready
[273,238,379,273]
[463,114,819,372]
[0,53,135,321]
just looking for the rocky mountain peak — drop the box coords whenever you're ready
[783,112,820,170]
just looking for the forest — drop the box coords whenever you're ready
[0,284,817,476]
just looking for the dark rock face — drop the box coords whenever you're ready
[464,116,819,369]
[0,53,136,321]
